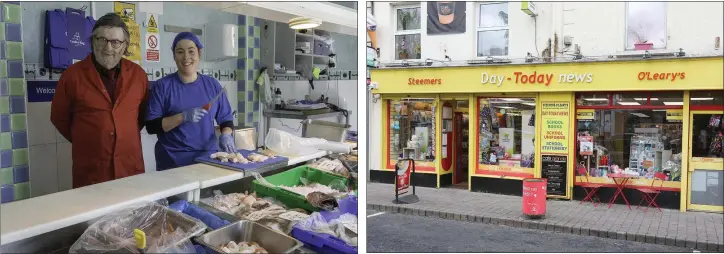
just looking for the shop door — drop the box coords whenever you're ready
[687,110,724,212]
[454,112,469,184]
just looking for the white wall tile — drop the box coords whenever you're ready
[220,81,238,126]
[26,102,56,146]
[29,144,58,197]
[56,142,73,191]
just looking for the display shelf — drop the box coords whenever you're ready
[260,20,337,75]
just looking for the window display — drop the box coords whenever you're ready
[575,92,684,186]
[388,99,436,165]
[477,98,537,169]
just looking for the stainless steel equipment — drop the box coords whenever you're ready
[195,221,303,254]
[302,119,350,142]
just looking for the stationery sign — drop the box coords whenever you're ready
[541,102,570,155]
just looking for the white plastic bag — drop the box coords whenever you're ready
[264,128,327,157]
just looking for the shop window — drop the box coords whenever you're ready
[690,91,724,108]
[575,109,683,184]
[389,99,436,164]
[648,92,684,106]
[691,114,724,158]
[579,92,683,108]
[477,98,537,169]
[394,5,422,60]
[476,2,509,57]
[626,2,667,50]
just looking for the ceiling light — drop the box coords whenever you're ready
[501,98,522,101]
[522,103,537,106]
[649,98,659,101]
[691,97,715,101]
[583,98,609,101]
[634,98,647,101]
[630,113,650,118]
[652,109,667,111]
[663,102,684,106]
[618,102,641,106]
[289,17,322,30]
[497,106,515,109]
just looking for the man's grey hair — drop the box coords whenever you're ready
[91,12,131,56]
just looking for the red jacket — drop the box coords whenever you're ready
[51,56,149,188]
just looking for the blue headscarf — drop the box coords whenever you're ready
[171,32,203,52]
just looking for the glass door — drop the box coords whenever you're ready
[688,110,724,212]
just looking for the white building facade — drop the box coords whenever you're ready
[372,1,723,65]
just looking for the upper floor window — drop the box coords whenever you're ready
[394,5,422,60]
[626,2,667,50]
[477,2,509,57]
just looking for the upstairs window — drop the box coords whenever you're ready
[394,5,422,60]
[476,2,509,57]
[626,2,667,50]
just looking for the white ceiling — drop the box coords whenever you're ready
[184,1,357,36]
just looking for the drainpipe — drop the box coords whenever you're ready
[90,1,97,19]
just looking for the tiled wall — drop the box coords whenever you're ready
[0,1,30,203]
[237,15,261,129]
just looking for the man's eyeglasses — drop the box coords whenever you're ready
[95,37,126,49]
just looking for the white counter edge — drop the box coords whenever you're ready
[1,151,330,246]
[0,183,199,245]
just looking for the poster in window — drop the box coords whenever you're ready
[427,2,466,35]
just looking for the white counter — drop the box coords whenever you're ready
[0,170,200,245]
[0,151,330,246]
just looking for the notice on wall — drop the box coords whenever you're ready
[576,109,595,120]
[146,13,159,33]
[26,81,57,103]
[125,22,142,62]
[541,155,568,197]
[145,32,160,62]
[541,102,570,155]
[114,2,136,22]
[579,136,593,156]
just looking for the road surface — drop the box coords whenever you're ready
[367,210,699,253]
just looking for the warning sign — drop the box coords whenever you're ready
[147,14,159,33]
[145,32,160,62]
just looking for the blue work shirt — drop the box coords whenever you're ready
[146,72,234,171]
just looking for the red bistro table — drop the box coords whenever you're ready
[606,173,640,209]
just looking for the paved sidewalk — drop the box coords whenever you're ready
[367,183,724,252]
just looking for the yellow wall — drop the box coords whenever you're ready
[371,57,723,94]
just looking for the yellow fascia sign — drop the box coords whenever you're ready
[369,57,723,94]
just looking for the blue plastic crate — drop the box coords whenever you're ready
[169,200,231,230]
[291,195,358,254]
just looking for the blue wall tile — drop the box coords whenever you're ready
[237,58,245,69]
[247,112,253,123]
[6,60,23,78]
[12,164,28,183]
[247,91,253,100]
[0,41,5,60]
[0,185,14,203]
[247,26,254,35]
[0,150,12,168]
[10,131,26,149]
[5,23,22,42]
[254,18,261,26]
[237,79,245,91]
[0,114,10,132]
[254,59,260,69]
[0,78,7,96]
[8,96,24,113]
[253,101,259,111]
[254,38,260,48]
[247,70,254,80]
[238,15,246,25]
[238,101,245,112]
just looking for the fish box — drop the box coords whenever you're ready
[252,166,350,212]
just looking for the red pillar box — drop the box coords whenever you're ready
[522,178,547,219]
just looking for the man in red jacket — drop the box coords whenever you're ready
[51,13,149,188]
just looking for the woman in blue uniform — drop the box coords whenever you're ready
[145,32,237,171]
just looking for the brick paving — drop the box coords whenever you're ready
[367,183,724,252]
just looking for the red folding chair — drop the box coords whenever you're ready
[633,172,666,214]
[576,166,604,207]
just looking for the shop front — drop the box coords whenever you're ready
[369,56,723,212]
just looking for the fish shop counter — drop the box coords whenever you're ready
[0,151,330,252]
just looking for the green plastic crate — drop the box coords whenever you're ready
[252,166,350,212]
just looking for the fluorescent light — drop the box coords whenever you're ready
[501,98,523,101]
[583,98,608,101]
[618,102,641,106]
[652,109,667,111]
[663,101,684,106]
[497,106,515,109]
[691,97,715,101]
[522,103,537,106]
[630,113,649,118]
[649,98,659,101]
[634,98,647,101]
